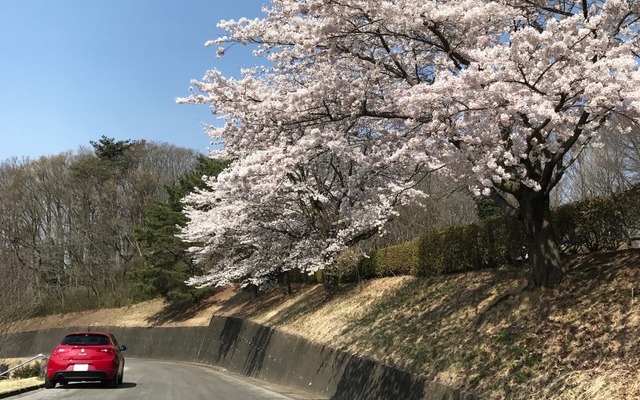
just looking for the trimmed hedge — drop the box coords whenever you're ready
[358,185,640,278]
[555,186,640,253]
[416,216,526,276]
[355,216,526,279]
[350,240,416,281]
[364,237,420,277]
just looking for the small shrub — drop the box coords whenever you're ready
[11,361,42,379]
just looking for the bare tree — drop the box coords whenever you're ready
[366,172,478,250]
[0,142,199,314]
[0,245,37,354]
[554,124,640,204]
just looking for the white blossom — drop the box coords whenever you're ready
[178,0,640,287]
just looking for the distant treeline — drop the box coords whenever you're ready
[0,137,223,315]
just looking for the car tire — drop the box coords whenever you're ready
[105,373,118,388]
[118,371,123,385]
[44,376,55,389]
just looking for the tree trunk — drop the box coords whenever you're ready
[323,272,339,298]
[517,190,563,288]
[247,283,259,299]
[280,270,292,296]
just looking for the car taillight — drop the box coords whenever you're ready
[101,348,114,356]
[51,347,66,357]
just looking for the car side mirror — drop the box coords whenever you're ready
[120,345,128,351]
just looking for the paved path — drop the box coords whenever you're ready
[11,359,325,400]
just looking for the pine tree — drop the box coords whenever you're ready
[131,156,228,302]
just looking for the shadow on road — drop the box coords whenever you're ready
[58,382,137,389]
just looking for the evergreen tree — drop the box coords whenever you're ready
[131,156,228,302]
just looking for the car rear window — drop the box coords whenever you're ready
[60,334,111,346]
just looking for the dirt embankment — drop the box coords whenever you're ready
[9,249,640,400]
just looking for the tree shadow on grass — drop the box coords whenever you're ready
[240,284,328,327]
[339,249,640,398]
[145,299,214,326]
[335,265,530,387]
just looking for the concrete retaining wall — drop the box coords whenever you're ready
[0,316,477,400]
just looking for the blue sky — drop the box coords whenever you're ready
[0,0,266,161]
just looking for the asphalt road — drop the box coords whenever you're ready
[12,359,324,400]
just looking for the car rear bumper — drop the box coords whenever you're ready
[47,360,119,382]
[52,370,110,382]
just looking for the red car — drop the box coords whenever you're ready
[45,332,127,389]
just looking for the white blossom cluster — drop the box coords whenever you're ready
[178,0,640,288]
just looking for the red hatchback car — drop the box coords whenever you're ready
[45,332,127,389]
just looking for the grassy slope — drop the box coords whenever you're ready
[9,249,640,399]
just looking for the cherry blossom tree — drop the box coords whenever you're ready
[179,0,640,288]
[181,122,438,288]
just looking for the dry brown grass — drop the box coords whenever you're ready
[0,377,41,393]
[9,249,640,399]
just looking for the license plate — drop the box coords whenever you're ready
[73,364,89,371]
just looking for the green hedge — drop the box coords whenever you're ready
[372,238,420,276]
[555,186,640,253]
[553,197,621,253]
[416,216,526,276]
[358,185,640,278]
[355,216,526,278]
[351,239,418,280]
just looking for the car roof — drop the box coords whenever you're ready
[64,332,111,336]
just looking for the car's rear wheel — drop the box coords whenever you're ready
[117,371,123,385]
[105,373,118,388]
[44,376,55,389]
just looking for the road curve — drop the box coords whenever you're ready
[12,359,322,400]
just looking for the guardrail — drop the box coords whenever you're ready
[0,353,45,379]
